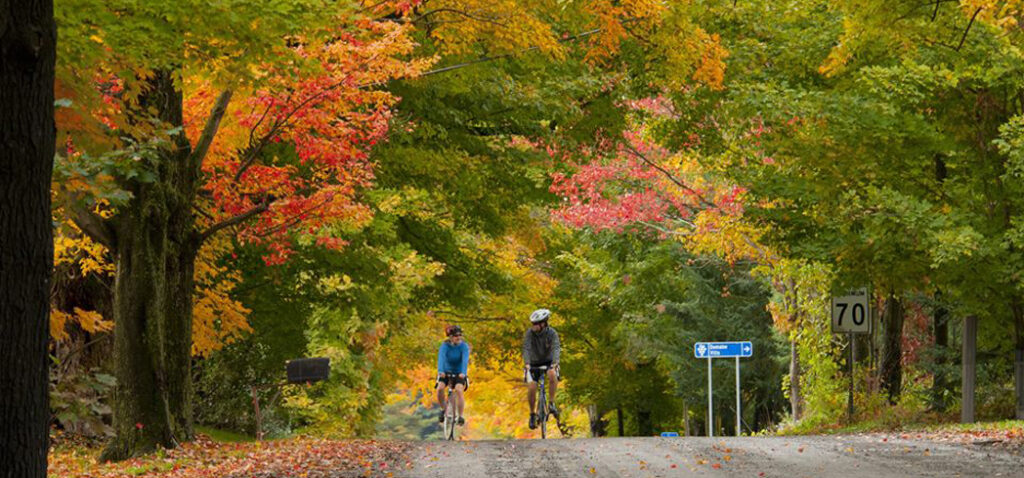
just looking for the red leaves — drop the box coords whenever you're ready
[185,20,429,266]
[548,123,739,233]
[49,436,411,478]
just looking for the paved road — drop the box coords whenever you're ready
[398,435,1024,477]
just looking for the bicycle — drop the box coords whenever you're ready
[439,374,462,441]
[529,365,557,439]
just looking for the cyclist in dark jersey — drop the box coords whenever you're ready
[523,309,560,430]
[436,325,470,425]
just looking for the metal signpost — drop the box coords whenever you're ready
[831,289,871,421]
[694,341,753,437]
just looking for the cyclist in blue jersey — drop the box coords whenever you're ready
[436,324,470,425]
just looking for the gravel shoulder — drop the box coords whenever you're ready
[398,435,1024,477]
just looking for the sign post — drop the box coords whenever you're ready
[707,355,713,437]
[832,289,870,421]
[695,341,753,437]
[735,356,741,436]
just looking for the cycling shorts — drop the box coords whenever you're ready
[525,362,560,383]
[437,373,469,391]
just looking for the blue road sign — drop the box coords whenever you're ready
[660,432,680,437]
[694,341,753,358]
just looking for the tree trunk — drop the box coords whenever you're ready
[1012,298,1024,420]
[881,294,904,404]
[616,407,624,436]
[789,340,802,420]
[100,71,200,461]
[636,408,652,436]
[0,1,56,476]
[931,298,949,412]
[683,400,690,436]
[962,315,977,423]
[587,404,607,437]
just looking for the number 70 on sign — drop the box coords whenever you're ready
[831,288,871,334]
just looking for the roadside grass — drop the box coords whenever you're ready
[777,415,1024,438]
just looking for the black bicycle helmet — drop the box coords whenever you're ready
[445,324,463,337]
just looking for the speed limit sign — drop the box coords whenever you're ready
[832,288,870,334]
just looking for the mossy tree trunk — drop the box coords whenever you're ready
[95,71,204,461]
[880,294,904,404]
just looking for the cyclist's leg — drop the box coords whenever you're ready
[436,379,448,408]
[526,380,538,414]
[546,368,558,405]
[453,382,465,417]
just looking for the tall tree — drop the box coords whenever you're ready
[0,0,57,476]
[54,2,425,459]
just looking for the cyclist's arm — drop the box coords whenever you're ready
[551,329,561,365]
[522,330,532,366]
[459,342,469,376]
[437,342,446,375]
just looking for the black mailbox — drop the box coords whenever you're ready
[286,357,331,384]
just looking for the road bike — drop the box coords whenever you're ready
[440,374,462,441]
[529,365,555,439]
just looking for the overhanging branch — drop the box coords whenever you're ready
[69,203,116,250]
[189,90,233,171]
[199,198,272,242]
[430,310,513,323]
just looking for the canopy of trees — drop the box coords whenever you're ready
[9,1,1024,471]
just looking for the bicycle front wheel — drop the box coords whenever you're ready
[538,382,547,439]
[443,399,456,440]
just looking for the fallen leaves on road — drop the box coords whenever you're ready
[48,435,410,478]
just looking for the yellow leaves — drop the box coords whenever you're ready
[819,38,853,78]
[50,308,113,342]
[962,0,1024,31]
[54,221,115,276]
[425,0,564,57]
[191,237,252,357]
[319,274,357,294]
[390,251,446,290]
[689,31,728,90]
[50,309,71,342]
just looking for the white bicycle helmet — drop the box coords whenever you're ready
[529,308,551,324]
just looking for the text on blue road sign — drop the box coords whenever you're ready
[694,341,753,358]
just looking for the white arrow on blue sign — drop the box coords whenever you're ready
[694,341,753,358]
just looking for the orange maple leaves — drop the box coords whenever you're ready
[185,20,431,265]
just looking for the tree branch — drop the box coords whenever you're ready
[188,90,233,170]
[957,7,982,52]
[621,142,716,211]
[430,310,513,323]
[199,198,272,242]
[69,203,116,250]
[412,8,509,28]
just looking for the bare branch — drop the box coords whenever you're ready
[189,90,233,170]
[406,27,606,82]
[413,8,509,28]
[429,310,513,323]
[957,7,982,52]
[621,142,717,211]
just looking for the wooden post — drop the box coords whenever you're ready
[1015,349,1024,420]
[789,340,802,419]
[848,332,855,421]
[252,386,263,441]
[961,315,977,423]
